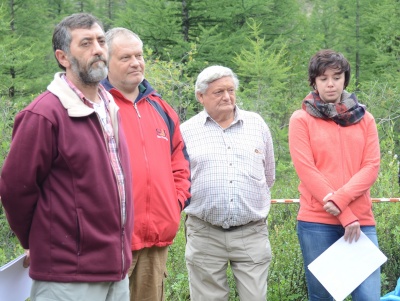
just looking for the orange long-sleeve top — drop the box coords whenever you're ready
[288,109,380,227]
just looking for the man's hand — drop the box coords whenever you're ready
[23,249,30,268]
[344,221,361,243]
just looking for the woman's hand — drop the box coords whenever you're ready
[322,192,340,216]
[344,221,361,243]
[323,201,340,216]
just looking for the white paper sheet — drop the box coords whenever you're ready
[308,232,387,301]
[0,254,32,301]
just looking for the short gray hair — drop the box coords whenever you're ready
[195,65,239,96]
[105,27,142,56]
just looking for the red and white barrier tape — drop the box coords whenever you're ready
[271,198,400,203]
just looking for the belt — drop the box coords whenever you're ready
[220,218,267,231]
[220,221,253,231]
[222,225,244,231]
[187,215,263,231]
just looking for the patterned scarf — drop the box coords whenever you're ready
[302,90,366,126]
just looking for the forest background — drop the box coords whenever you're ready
[0,0,399,300]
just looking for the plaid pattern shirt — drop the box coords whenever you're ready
[62,75,126,224]
[181,107,275,228]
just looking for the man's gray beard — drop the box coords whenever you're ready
[84,64,108,85]
[70,57,108,87]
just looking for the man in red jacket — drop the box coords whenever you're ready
[101,27,191,301]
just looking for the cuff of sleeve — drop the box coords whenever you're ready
[323,192,334,203]
[322,193,341,211]
[337,207,358,227]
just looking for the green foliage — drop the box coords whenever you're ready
[361,0,400,85]
[234,19,292,123]
[272,159,299,199]
[114,0,184,59]
[0,98,14,166]
[369,120,400,294]
[268,205,307,301]
[166,215,190,300]
[0,0,56,99]
[371,124,400,197]
[375,202,400,295]
[233,19,299,171]
[144,50,198,121]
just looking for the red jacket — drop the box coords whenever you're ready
[289,109,380,227]
[0,73,133,282]
[102,78,191,250]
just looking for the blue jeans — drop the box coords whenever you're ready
[297,221,381,301]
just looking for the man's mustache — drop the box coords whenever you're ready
[89,56,107,66]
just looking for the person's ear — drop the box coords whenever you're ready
[196,91,204,104]
[55,49,70,69]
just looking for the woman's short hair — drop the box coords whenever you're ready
[195,65,239,98]
[308,49,351,89]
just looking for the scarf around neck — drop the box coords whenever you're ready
[302,90,366,126]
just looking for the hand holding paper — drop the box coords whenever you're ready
[0,254,32,301]
[308,232,387,301]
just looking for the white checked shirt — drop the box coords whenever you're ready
[181,107,275,228]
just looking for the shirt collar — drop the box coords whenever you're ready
[62,74,110,110]
[135,82,147,102]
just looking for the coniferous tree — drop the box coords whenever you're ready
[362,0,400,86]
[1,0,57,100]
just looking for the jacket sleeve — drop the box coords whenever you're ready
[0,110,54,249]
[170,118,191,210]
[289,110,337,203]
[331,114,380,225]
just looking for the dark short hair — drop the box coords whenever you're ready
[52,13,103,70]
[308,49,351,89]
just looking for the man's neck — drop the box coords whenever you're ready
[122,88,139,103]
[79,85,101,103]
[66,73,100,103]
[110,79,140,103]
[209,111,235,129]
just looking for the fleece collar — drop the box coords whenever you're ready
[47,72,95,117]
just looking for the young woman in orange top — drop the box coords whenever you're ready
[289,49,381,301]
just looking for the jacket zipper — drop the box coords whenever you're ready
[134,99,151,242]
[121,227,125,278]
[134,102,141,118]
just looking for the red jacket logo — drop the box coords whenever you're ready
[156,129,168,141]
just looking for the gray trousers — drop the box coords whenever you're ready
[185,215,272,301]
[30,276,129,301]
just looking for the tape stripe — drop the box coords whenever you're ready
[271,198,400,203]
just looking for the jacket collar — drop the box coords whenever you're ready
[101,77,162,102]
[47,73,121,142]
[47,72,95,117]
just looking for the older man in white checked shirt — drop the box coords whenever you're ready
[180,65,275,301]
